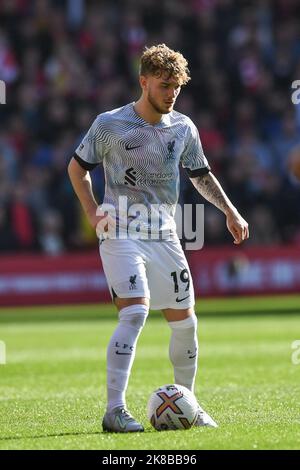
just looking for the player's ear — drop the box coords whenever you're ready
[139,75,148,92]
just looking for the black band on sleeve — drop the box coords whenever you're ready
[73,153,99,171]
[186,166,211,178]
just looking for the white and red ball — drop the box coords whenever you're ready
[147,384,198,431]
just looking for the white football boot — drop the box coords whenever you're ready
[194,405,218,428]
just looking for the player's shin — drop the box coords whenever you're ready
[168,314,198,393]
[106,304,148,412]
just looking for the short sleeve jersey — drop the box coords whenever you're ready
[75,103,210,239]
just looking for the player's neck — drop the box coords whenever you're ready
[134,98,162,125]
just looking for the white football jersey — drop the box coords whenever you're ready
[75,102,210,239]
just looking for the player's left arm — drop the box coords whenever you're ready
[190,171,249,245]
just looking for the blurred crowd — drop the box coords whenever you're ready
[1,0,300,254]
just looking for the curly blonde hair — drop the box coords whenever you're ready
[140,44,190,86]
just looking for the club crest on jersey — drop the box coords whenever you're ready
[129,274,137,290]
[167,140,176,159]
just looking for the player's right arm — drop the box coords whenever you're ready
[67,157,100,229]
[68,116,108,230]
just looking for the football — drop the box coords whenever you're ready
[147,384,199,431]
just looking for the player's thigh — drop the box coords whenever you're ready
[162,307,194,322]
[114,296,149,310]
[146,239,195,310]
[99,239,150,305]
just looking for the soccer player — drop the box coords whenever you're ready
[68,44,249,432]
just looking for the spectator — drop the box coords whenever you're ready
[0,0,299,253]
[38,209,64,255]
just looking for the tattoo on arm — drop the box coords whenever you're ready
[190,172,234,215]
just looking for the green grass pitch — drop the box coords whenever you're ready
[0,295,299,450]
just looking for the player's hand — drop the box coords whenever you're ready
[89,211,116,238]
[226,209,249,245]
[86,212,108,231]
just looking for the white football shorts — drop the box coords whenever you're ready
[99,238,195,310]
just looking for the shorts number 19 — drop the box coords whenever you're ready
[171,269,190,293]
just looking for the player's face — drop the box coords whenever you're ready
[142,73,181,114]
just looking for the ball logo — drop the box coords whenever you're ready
[155,391,183,417]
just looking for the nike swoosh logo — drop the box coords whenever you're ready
[176,295,190,303]
[125,143,141,150]
[115,416,127,430]
[189,354,197,359]
[116,351,132,355]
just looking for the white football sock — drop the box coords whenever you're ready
[168,315,198,393]
[106,304,148,412]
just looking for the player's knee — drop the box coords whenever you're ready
[118,304,149,331]
[168,313,198,334]
[162,307,195,322]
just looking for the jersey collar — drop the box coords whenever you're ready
[130,102,172,128]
